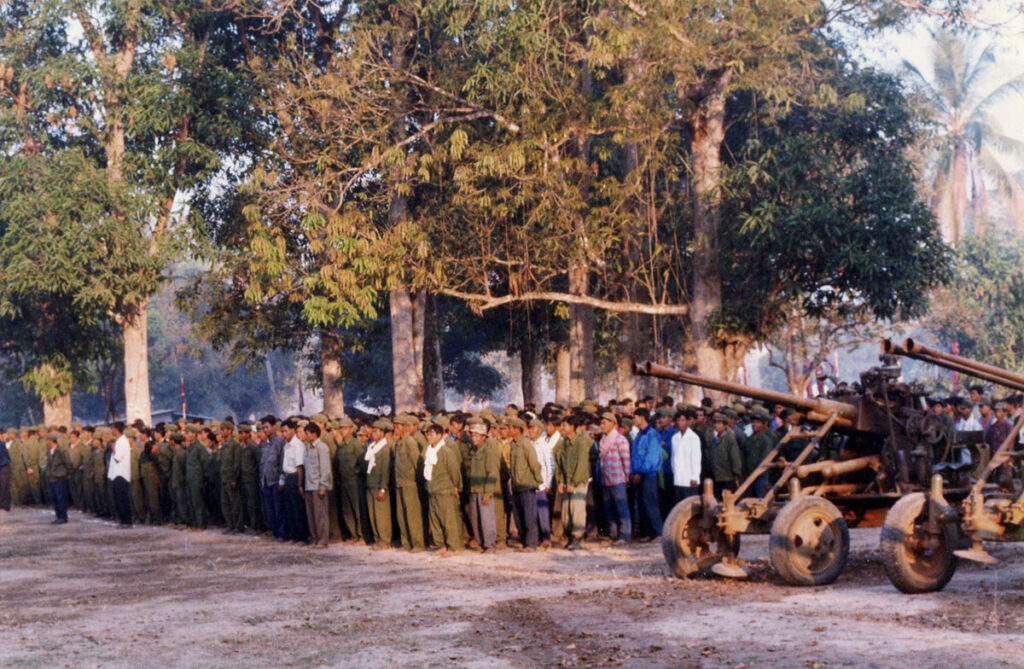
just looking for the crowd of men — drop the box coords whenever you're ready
[0,385,1020,552]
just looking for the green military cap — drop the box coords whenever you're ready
[45,434,58,443]
[311,413,329,425]
[169,432,185,444]
[529,418,544,429]
[711,412,728,424]
[372,418,393,432]
[732,403,747,415]
[237,422,252,432]
[432,415,451,431]
[655,407,674,418]
[621,416,634,427]
[468,422,488,436]
[723,408,737,419]
[505,406,520,417]
[337,416,356,428]
[600,411,619,425]
[185,424,202,434]
[751,410,770,423]
[506,416,526,429]
[72,422,83,430]
[125,427,138,438]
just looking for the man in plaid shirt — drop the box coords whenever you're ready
[598,412,632,544]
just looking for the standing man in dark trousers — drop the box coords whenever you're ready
[280,419,308,543]
[45,434,72,524]
[260,417,286,540]
[108,422,133,528]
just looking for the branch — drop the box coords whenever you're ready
[439,288,688,315]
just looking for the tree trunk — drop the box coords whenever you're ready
[687,69,732,395]
[555,343,571,406]
[391,289,424,413]
[951,138,968,243]
[520,340,543,407]
[123,304,151,425]
[423,292,445,411]
[616,314,641,401]
[321,332,345,418]
[568,264,594,403]
[43,393,72,427]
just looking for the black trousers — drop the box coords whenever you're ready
[49,479,69,521]
[512,489,539,548]
[112,476,132,526]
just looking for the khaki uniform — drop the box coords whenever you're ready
[240,441,263,531]
[426,440,462,551]
[6,440,29,506]
[336,437,365,540]
[364,440,392,546]
[219,439,243,531]
[393,435,425,550]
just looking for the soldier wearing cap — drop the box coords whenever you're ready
[423,422,462,553]
[556,414,592,550]
[393,415,426,552]
[709,413,743,495]
[744,410,774,498]
[185,424,210,529]
[508,416,542,550]
[467,421,501,551]
[332,416,365,543]
[364,419,394,548]
[169,431,189,526]
[218,422,244,534]
[237,423,263,533]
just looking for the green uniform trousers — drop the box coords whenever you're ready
[366,489,392,546]
[396,486,425,550]
[429,493,461,551]
[221,485,243,531]
[340,483,362,540]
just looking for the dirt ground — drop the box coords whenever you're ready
[1,506,1023,668]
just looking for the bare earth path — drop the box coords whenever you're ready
[2,507,1023,668]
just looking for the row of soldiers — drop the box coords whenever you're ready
[0,394,807,552]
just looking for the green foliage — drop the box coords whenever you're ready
[929,235,1024,372]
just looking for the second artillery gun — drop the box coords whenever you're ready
[634,354,1005,587]
[879,339,1024,592]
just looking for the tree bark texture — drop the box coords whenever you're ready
[555,343,571,406]
[123,304,152,425]
[321,332,345,418]
[520,340,542,407]
[42,393,72,427]
[568,264,594,403]
[423,292,445,411]
[390,289,425,413]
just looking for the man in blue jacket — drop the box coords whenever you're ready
[629,409,664,541]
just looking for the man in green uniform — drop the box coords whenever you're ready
[218,423,244,533]
[6,434,29,506]
[468,422,501,552]
[154,426,174,522]
[80,427,95,514]
[709,413,744,495]
[743,410,775,498]
[393,415,426,552]
[140,429,163,524]
[238,424,263,533]
[364,419,393,548]
[90,431,109,517]
[23,428,44,505]
[424,422,462,553]
[333,417,364,542]
[126,428,147,523]
[185,426,210,529]
[169,432,189,527]
[69,429,88,511]
[556,415,592,550]
[509,417,542,550]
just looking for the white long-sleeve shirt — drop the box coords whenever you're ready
[533,431,560,491]
[671,428,701,488]
[108,434,132,482]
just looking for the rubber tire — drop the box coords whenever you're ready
[769,496,849,586]
[662,496,740,578]
[880,492,959,594]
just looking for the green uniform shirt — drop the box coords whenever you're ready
[156,441,174,479]
[510,436,542,491]
[468,439,501,497]
[185,442,209,483]
[336,437,365,484]
[426,441,462,495]
[240,442,261,484]
[709,428,743,482]
[557,432,592,488]
[743,430,775,477]
[364,440,392,490]
[219,439,242,485]
[393,435,422,489]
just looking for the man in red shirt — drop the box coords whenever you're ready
[598,412,631,544]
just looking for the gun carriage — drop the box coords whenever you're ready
[633,350,1005,587]
[880,339,1024,592]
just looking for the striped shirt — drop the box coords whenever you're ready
[598,430,631,487]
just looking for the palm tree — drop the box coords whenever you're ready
[903,29,1024,241]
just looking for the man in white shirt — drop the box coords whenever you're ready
[531,416,561,547]
[670,410,702,503]
[280,420,308,543]
[108,422,133,528]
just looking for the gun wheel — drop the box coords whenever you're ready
[662,496,739,578]
[770,496,849,586]
[880,492,959,594]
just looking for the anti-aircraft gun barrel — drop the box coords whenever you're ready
[633,361,858,429]
[881,339,1024,393]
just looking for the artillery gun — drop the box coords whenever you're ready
[634,355,986,586]
[880,339,1024,592]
